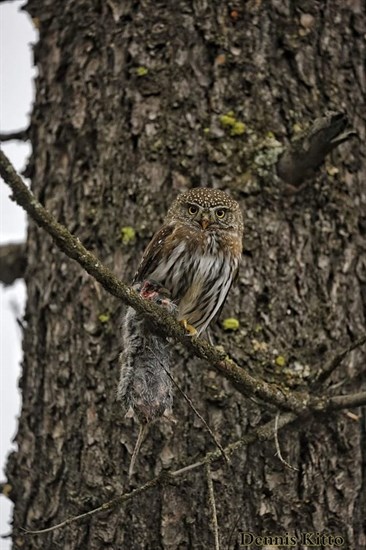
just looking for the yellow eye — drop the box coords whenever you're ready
[188,205,198,216]
[216,209,226,219]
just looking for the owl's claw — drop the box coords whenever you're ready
[180,319,198,337]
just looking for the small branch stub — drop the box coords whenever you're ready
[276,111,357,185]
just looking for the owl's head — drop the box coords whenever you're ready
[167,187,243,233]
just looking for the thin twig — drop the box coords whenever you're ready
[343,411,360,421]
[129,424,148,477]
[311,335,366,386]
[169,371,229,463]
[152,351,228,463]
[21,475,162,535]
[274,412,299,471]
[171,461,204,477]
[205,462,220,550]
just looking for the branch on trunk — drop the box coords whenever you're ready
[0,242,26,285]
[276,111,357,185]
[0,150,364,417]
[0,128,29,142]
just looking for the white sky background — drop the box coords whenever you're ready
[0,2,37,546]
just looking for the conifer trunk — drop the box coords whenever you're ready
[7,1,365,548]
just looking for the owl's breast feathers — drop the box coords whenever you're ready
[137,223,241,333]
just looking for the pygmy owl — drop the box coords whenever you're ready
[133,188,243,335]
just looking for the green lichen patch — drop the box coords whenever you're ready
[219,113,237,127]
[275,355,286,367]
[120,226,136,245]
[222,317,240,331]
[219,113,246,137]
[230,121,246,136]
[98,313,110,324]
[136,66,148,77]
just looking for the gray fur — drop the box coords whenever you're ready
[117,304,174,423]
[117,282,177,475]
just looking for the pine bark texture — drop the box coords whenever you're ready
[6,1,365,549]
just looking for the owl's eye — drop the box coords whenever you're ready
[188,205,198,216]
[215,209,226,220]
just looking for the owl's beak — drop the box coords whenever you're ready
[200,214,211,230]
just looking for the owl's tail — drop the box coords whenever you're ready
[129,424,148,477]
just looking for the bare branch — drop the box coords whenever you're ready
[205,463,220,550]
[274,412,299,471]
[0,242,26,285]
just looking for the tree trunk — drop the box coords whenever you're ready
[6,1,365,549]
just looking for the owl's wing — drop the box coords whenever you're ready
[133,224,175,284]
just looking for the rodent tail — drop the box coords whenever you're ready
[129,424,148,477]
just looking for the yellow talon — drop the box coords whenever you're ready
[180,319,198,337]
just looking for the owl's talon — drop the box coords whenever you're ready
[180,319,198,337]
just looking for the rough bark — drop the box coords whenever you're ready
[5,1,365,549]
